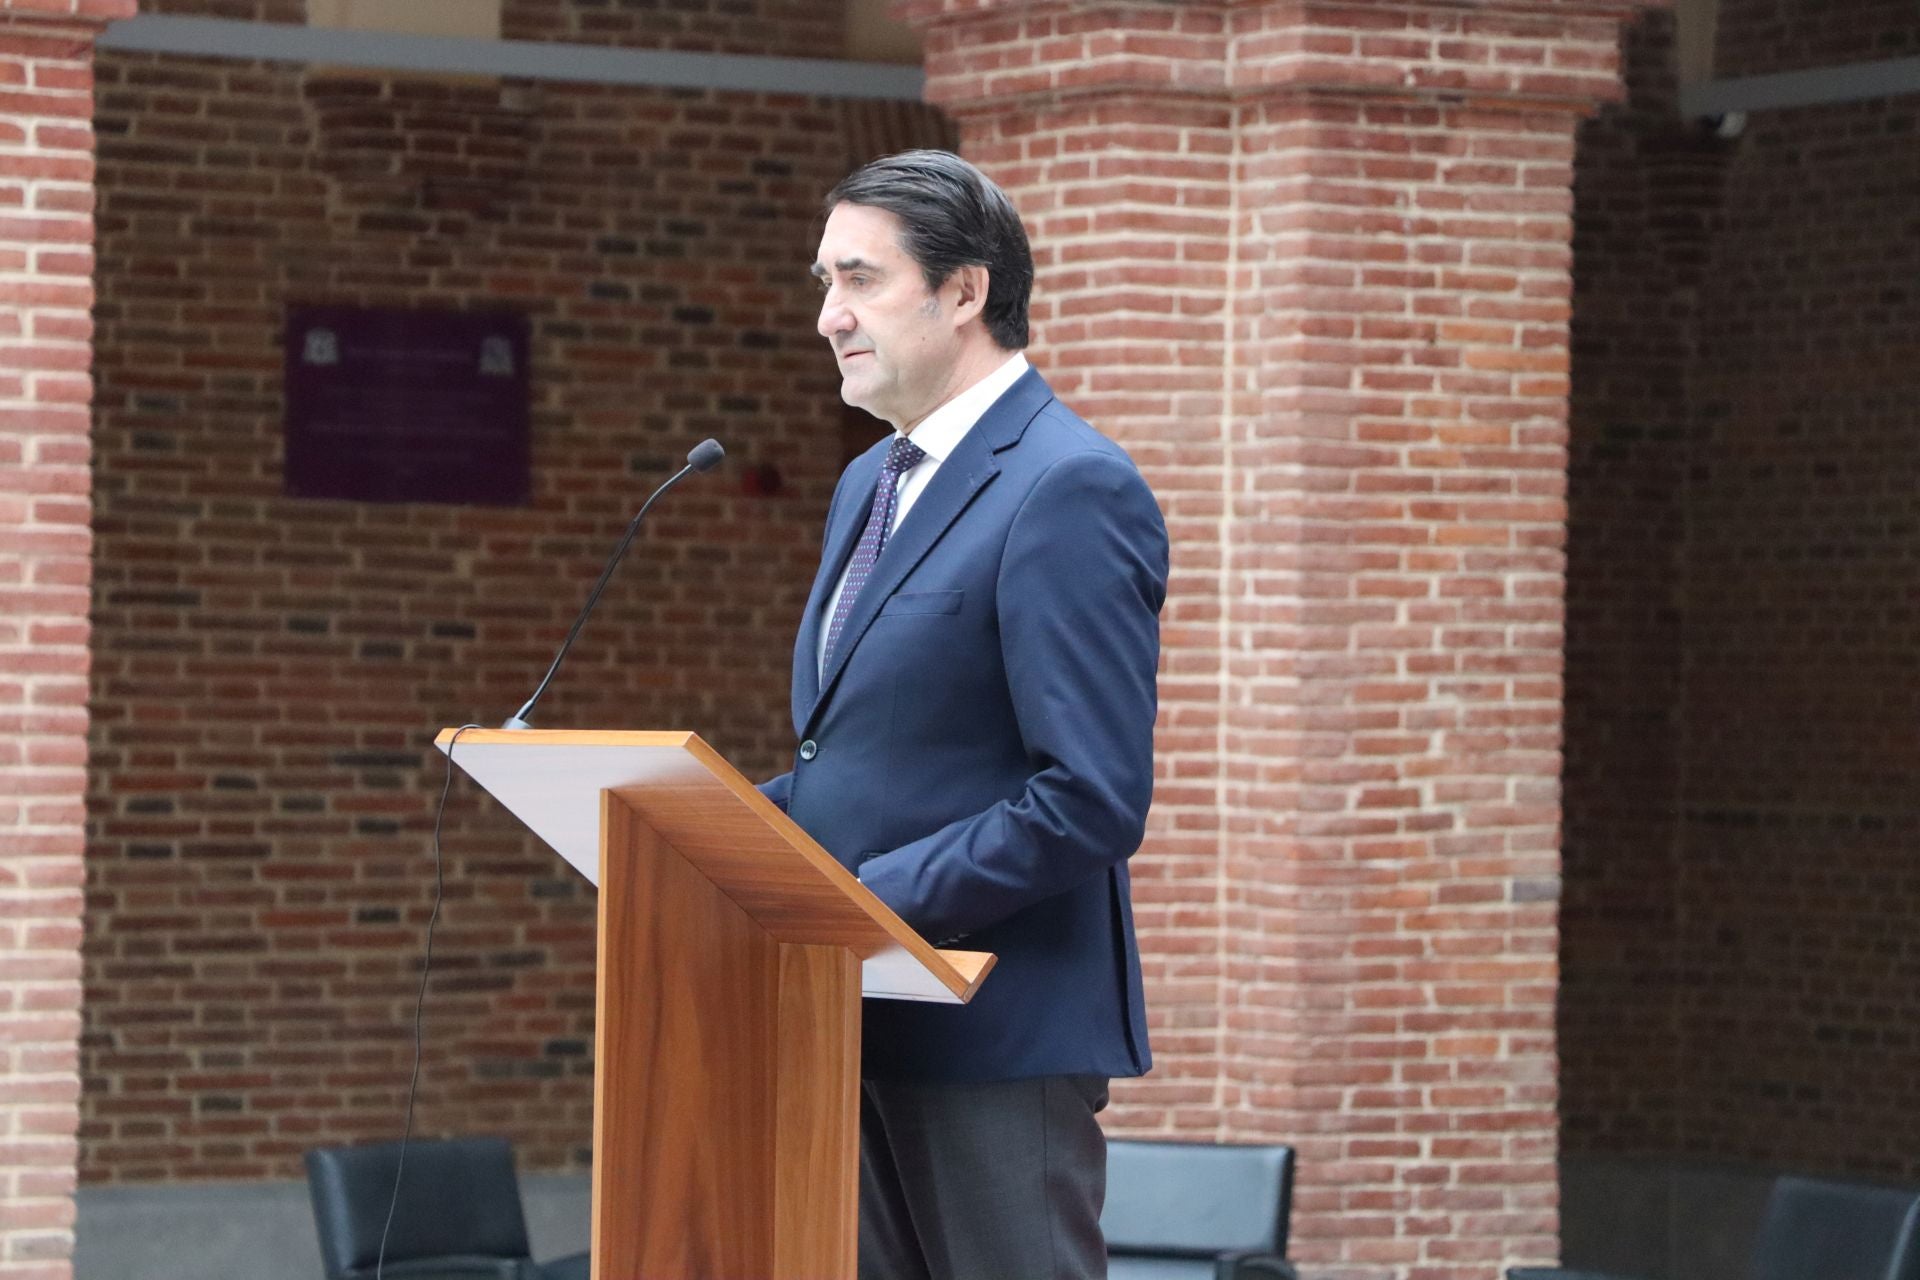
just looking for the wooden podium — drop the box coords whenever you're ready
[434,728,994,1280]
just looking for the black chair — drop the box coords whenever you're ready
[1511,1174,1920,1280]
[304,1136,589,1280]
[1102,1139,1298,1280]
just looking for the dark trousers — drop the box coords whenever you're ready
[858,1074,1110,1280]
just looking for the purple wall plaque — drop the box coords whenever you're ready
[284,305,531,506]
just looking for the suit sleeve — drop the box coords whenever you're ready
[756,772,792,813]
[857,447,1168,940]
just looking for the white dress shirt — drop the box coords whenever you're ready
[817,352,1031,679]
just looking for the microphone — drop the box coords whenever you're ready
[502,438,725,730]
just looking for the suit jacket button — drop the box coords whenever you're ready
[798,739,818,761]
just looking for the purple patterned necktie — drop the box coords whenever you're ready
[824,434,927,666]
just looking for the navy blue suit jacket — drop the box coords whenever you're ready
[760,367,1168,1083]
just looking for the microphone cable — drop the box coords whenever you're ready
[367,438,723,1272]
[374,721,480,1280]
[503,437,723,730]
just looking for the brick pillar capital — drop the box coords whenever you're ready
[899,0,1232,118]
[0,0,135,42]
[0,0,135,17]
[900,0,1657,119]
[894,0,1664,23]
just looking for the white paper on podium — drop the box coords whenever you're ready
[438,732,970,1003]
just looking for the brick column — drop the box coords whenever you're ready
[902,1,1655,1275]
[0,3,134,1278]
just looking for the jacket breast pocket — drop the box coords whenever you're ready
[878,589,964,617]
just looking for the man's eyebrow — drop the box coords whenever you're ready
[811,257,885,279]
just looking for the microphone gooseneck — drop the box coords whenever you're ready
[503,438,725,729]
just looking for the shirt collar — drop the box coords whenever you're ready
[898,352,1030,463]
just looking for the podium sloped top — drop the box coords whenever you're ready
[435,728,991,1003]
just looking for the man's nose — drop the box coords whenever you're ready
[818,294,854,339]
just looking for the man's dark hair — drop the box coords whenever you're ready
[826,149,1032,351]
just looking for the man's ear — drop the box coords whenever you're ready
[947,264,990,329]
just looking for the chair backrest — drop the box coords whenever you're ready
[1747,1176,1920,1280]
[1101,1139,1294,1259]
[304,1136,534,1279]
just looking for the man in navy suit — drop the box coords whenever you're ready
[758,150,1168,1280]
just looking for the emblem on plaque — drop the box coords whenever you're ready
[302,328,340,366]
[479,335,516,377]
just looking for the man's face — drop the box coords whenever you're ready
[813,202,963,431]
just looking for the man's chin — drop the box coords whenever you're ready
[838,377,877,414]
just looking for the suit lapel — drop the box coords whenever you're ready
[807,368,1055,727]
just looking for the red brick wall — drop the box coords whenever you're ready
[81,46,862,1178]
[135,0,299,18]
[1,4,135,1278]
[1557,8,1714,1160]
[1676,10,1920,1175]
[60,0,1920,1253]
[500,0,842,59]
[1713,0,1919,76]
[89,2,1920,1274]
[1559,0,1920,1180]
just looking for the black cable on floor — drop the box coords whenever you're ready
[375,722,480,1280]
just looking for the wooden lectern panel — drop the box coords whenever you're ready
[594,793,777,1277]
[593,792,861,1278]
[772,944,859,1276]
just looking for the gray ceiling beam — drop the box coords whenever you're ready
[1682,56,1920,118]
[97,14,925,102]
